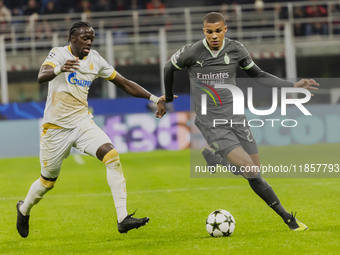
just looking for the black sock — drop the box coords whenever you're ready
[247,175,291,222]
[214,150,291,221]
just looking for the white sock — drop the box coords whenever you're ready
[106,160,128,223]
[20,179,50,216]
[116,206,128,223]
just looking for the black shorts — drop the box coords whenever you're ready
[195,120,258,158]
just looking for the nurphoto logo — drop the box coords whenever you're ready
[200,84,312,128]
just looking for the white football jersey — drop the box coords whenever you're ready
[42,45,116,128]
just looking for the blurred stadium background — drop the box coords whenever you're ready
[0,0,340,158]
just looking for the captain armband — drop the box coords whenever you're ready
[54,65,62,76]
[149,94,161,104]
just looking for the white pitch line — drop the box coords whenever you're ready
[0,181,337,201]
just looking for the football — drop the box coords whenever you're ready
[206,209,235,237]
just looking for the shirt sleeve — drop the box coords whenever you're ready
[97,55,117,80]
[170,44,193,70]
[235,42,293,87]
[42,47,64,68]
[236,42,255,70]
[240,57,294,88]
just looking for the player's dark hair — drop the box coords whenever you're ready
[203,12,225,25]
[68,21,92,42]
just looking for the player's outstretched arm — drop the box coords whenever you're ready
[110,73,166,118]
[294,79,319,95]
[37,59,80,84]
[241,56,320,92]
[163,60,178,103]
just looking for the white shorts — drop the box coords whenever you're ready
[40,115,111,178]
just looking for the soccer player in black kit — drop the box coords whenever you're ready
[163,12,319,231]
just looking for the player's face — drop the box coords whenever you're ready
[203,21,227,51]
[71,27,95,59]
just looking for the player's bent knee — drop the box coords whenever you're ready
[102,149,120,165]
[39,175,57,189]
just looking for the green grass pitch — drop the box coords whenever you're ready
[0,144,339,254]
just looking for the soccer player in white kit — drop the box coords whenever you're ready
[16,21,166,238]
